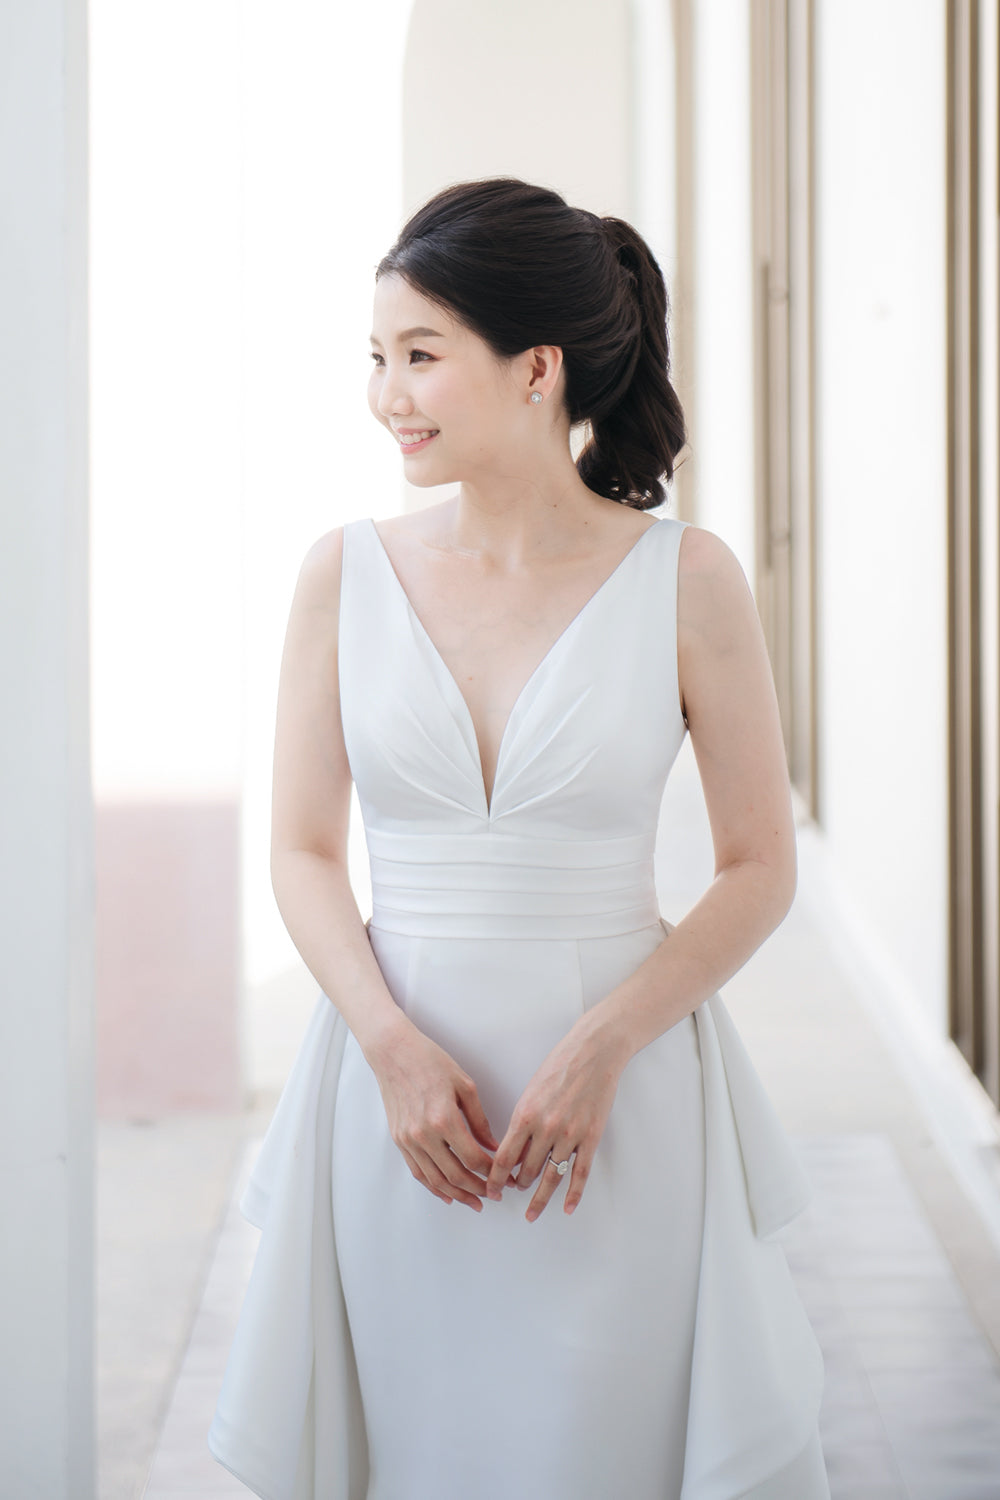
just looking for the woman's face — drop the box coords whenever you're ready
[367,272,553,487]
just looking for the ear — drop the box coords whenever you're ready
[525,344,564,402]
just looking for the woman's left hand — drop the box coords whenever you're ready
[484,1012,631,1221]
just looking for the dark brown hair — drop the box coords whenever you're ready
[375,176,687,510]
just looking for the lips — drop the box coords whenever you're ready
[396,429,439,453]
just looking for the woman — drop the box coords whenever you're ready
[209,177,830,1499]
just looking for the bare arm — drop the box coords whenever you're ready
[486,522,798,1218]
[270,527,500,1209]
[269,527,406,1063]
[586,520,798,1059]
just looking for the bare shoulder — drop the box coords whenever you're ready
[677,522,757,649]
[292,525,346,618]
[675,524,769,729]
[672,521,794,895]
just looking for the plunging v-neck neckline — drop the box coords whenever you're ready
[366,515,662,818]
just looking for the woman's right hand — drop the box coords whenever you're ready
[368,1016,507,1210]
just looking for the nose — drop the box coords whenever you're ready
[376,362,413,420]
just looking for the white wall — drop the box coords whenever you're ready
[89,1,243,803]
[687,0,756,575]
[89,2,249,1112]
[813,0,950,1030]
[0,1,94,1491]
[403,0,633,218]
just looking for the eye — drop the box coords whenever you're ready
[368,349,434,366]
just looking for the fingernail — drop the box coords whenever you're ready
[487,1187,501,1201]
[525,1208,538,1222]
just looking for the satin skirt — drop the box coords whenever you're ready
[208,916,828,1500]
[328,921,828,1500]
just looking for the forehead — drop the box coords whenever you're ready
[370,274,461,340]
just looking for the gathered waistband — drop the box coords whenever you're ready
[365,827,661,939]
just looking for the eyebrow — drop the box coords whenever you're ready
[368,326,445,345]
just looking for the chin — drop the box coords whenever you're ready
[407,469,456,490]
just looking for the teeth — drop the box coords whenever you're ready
[399,430,437,444]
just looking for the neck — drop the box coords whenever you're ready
[444,459,617,566]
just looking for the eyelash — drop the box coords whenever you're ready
[369,350,433,367]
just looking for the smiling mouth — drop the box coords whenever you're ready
[397,429,440,446]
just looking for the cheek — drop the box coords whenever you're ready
[366,373,384,419]
[434,371,494,428]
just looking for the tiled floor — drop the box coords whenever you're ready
[140,1137,260,1499]
[97,1112,257,1500]
[783,1134,1000,1499]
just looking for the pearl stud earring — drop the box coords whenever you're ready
[530,392,543,404]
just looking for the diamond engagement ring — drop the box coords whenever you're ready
[546,1155,572,1175]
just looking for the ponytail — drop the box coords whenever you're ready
[575,217,687,509]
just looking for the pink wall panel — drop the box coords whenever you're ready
[96,801,243,1115]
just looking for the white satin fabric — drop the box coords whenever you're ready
[209,515,829,1499]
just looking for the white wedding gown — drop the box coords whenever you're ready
[208,514,830,1500]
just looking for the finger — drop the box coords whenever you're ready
[455,1078,500,1152]
[563,1147,592,1215]
[445,1115,497,1180]
[398,1143,453,1205]
[514,1132,561,1191]
[525,1151,573,1222]
[413,1145,484,1211]
[415,1105,490,1195]
[423,1135,490,1199]
[486,1127,529,1198]
[443,1137,493,1187]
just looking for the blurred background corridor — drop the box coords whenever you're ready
[3,1,1000,1496]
